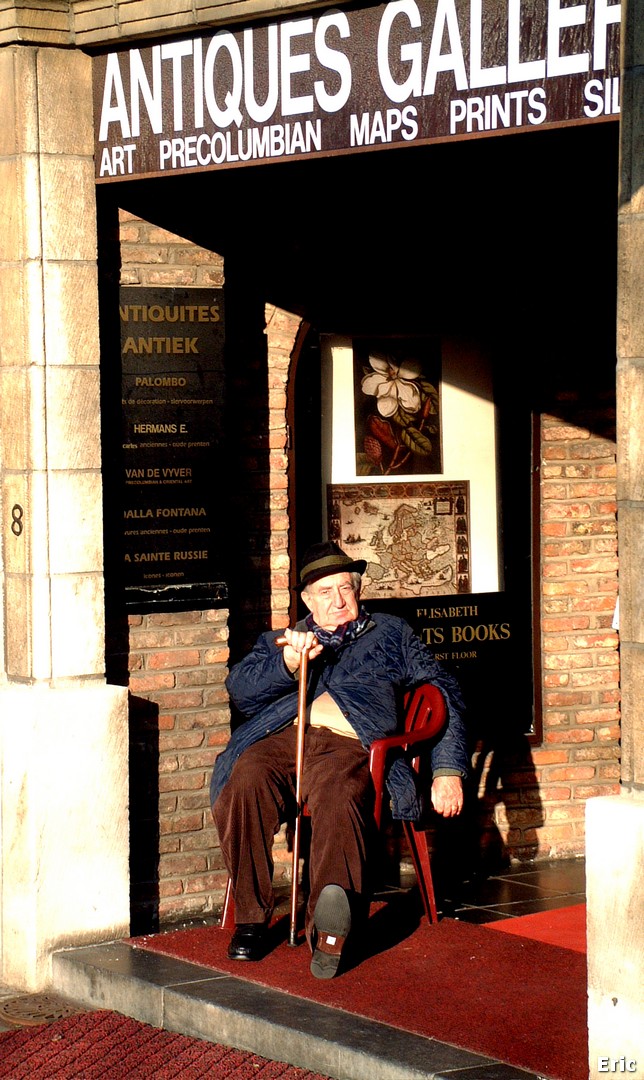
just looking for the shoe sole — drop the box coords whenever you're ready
[310,885,351,980]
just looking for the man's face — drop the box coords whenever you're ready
[303,571,360,630]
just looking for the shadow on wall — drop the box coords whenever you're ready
[429,733,545,911]
[222,254,279,665]
[128,694,161,935]
[374,728,545,913]
[471,734,545,869]
[103,605,162,935]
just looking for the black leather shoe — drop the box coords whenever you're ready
[227,923,268,961]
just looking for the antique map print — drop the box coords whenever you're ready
[328,481,470,599]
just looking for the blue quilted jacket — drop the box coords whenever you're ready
[210,612,469,821]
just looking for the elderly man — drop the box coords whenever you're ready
[211,542,468,978]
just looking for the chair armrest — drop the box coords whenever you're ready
[372,729,436,753]
[369,729,437,793]
[369,683,446,828]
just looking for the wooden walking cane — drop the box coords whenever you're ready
[276,636,310,946]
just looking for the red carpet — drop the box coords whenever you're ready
[486,902,587,953]
[132,896,589,1080]
[0,1009,331,1079]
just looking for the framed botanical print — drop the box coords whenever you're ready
[352,337,442,476]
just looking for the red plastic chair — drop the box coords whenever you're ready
[369,682,447,924]
[220,682,446,929]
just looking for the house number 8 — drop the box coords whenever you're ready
[11,504,24,536]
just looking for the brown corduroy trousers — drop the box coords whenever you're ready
[213,724,376,938]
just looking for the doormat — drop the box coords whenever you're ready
[0,1009,331,1080]
[132,894,588,1080]
[485,902,586,953]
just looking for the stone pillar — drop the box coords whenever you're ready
[0,46,129,989]
[586,3,644,1074]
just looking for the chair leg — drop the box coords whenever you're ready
[403,822,438,923]
[221,877,235,929]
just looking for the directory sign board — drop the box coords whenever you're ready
[113,287,227,607]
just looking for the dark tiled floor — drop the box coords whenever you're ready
[444,856,586,922]
[127,854,587,937]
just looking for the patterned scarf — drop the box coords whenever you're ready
[305,604,371,652]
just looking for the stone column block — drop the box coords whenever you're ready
[617,645,644,787]
[2,574,34,678]
[0,43,108,686]
[616,359,644,502]
[48,470,104,575]
[0,368,29,470]
[41,156,97,263]
[0,155,43,263]
[0,47,39,156]
[587,795,644,1079]
[36,48,95,156]
[1,471,31,575]
[617,216,644,359]
[50,573,106,678]
[0,683,130,990]
[45,367,102,471]
[613,504,644,645]
[43,262,100,367]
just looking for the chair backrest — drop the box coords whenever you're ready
[403,683,447,739]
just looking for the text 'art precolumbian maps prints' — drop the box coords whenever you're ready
[328,481,470,599]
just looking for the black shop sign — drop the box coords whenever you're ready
[93,0,620,182]
[380,591,537,738]
[112,286,227,609]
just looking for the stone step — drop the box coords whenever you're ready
[51,939,539,1080]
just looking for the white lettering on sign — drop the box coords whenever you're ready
[244,25,279,123]
[158,121,322,168]
[95,0,621,178]
[350,106,419,145]
[99,144,136,176]
[315,13,352,112]
[374,0,619,101]
[99,13,352,147]
[583,76,620,116]
[450,87,547,132]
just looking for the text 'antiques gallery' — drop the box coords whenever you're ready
[94,0,621,180]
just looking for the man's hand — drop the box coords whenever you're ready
[280,628,324,673]
[430,774,464,818]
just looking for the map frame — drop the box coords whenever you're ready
[327,481,471,599]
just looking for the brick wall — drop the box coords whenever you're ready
[536,402,620,851]
[119,213,225,290]
[111,211,620,929]
[127,608,230,926]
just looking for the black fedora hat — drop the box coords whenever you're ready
[298,541,367,590]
